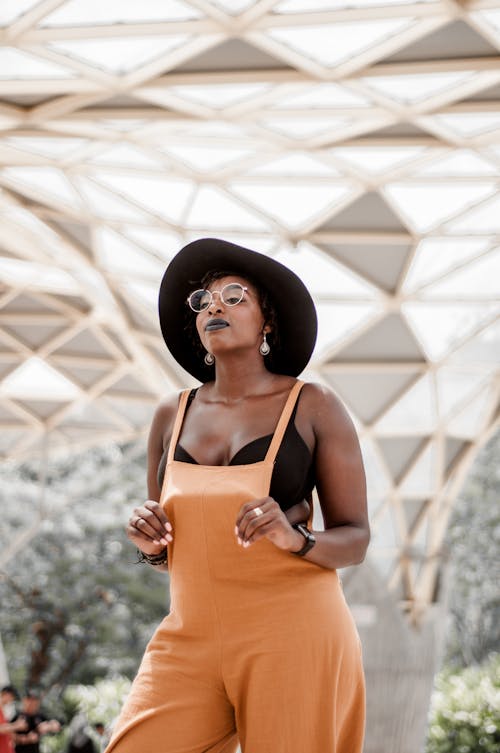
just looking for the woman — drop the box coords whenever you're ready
[105,238,369,753]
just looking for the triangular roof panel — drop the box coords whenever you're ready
[186,185,270,231]
[40,0,200,26]
[384,181,496,233]
[174,38,289,72]
[230,182,353,230]
[2,357,80,400]
[383,20,499,62]
[49,36,190,75]
[327,370,420,424]
[267,19,413,68]
[320,242,412,292]
[378,436,428,484]
[376,375,436,434]
[332,314,426,363]
[403,302,498,360]
[319,192,408,232]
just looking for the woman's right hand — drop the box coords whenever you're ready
[126,500,173,556]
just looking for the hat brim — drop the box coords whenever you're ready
[159,238,317,382]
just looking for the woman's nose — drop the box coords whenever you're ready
[207,291,224,314]
[208,302,224,315]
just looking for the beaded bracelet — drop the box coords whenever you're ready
[136,548,168,566]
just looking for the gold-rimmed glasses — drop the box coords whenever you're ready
[187,282,249,313]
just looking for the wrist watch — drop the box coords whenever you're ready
[291,523,316,557]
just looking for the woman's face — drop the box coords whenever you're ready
[193,275,268,358]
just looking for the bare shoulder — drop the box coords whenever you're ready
[299,381,357,441]
[153,391,181,423]
[148,390,185,450]
[147,391,185,500]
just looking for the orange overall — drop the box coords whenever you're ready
[105,381,365,753]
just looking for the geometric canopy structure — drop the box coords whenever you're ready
[0,0,499,627]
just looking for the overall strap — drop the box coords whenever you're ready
[166,389,192,464]
[264,380,305,465]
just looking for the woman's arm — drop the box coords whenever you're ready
[235,382,369,567]
[297,382,370,570]
[126,395,178,573]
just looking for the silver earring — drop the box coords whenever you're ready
[259,333,271,356]
[204,352,215,366]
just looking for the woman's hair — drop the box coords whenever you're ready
[183,269,280,368]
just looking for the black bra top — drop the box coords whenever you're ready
[157,389,315,512]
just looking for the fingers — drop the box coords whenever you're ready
[126,521,170,554]
[235,498,271,529]
[235,498,277,547]
[126,500,173,549]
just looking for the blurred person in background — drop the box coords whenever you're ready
[66,713,96,753]
[93,723,108,752]
[13,692,60,753]
[0,686,26,753]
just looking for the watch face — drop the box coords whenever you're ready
[296,524,314,540]
[292,523,316,555]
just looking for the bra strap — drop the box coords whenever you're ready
[264,380,305,465]
[166,389,192,464]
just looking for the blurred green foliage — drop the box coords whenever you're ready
[0,441,167,703]
[426,429,500,751]
[442,430,500,668]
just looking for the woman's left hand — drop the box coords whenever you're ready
[235,497,304,552]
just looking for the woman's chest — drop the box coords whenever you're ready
[176,400,282,466]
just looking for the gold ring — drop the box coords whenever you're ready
[254,507,264,517]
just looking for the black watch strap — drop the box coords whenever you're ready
[291,523,316,557]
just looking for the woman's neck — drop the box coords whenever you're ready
[206,356,281,403]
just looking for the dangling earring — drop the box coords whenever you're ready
[259,332,271,356]
[204,352,215,366]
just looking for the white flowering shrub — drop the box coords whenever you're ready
[41,676,131,753]
[426,654,500,753]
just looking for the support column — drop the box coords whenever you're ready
[343,559,448,753]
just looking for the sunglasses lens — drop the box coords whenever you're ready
[221,283,244,306]
[189,290,211,312]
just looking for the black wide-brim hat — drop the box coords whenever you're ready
[159,238,317,383]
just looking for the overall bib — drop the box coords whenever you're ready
[105,381,365,753]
